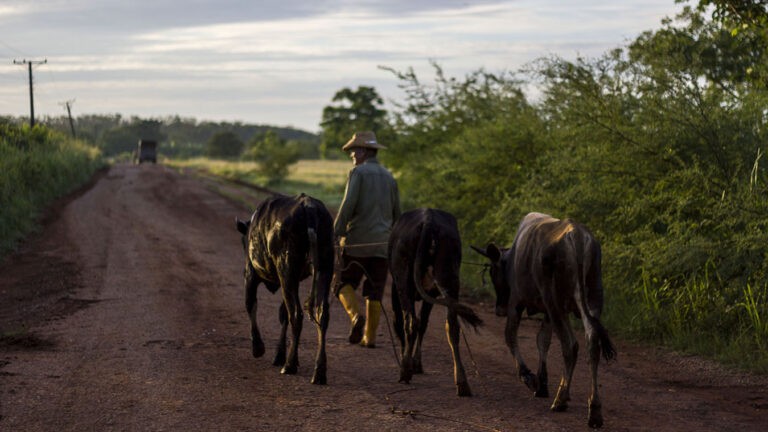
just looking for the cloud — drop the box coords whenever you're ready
[0,0,682,131]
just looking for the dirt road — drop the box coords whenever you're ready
[1,163,767,431]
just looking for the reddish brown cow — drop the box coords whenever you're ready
[473,212,616,428]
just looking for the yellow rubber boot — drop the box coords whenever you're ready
[337,284,365,344]
[360,300,381,348]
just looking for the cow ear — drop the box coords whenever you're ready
[236,218,250,234]
[471,244,502,263]
[470,245,488,258]
[486,243,501,262]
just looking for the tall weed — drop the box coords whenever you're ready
[0,124,102,255]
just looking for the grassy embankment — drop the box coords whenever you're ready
[0,124,103,257]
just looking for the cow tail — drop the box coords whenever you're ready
[590,316,616,361]
[574,229,616,362]
[413,212,448,309]
[413,212,482,329]
[453,301,483,329]
[304,200,321,326]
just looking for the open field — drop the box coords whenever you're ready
[166,158,349,209]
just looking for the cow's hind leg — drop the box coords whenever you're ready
[310,277,330,385]
[535,317,552,398]
[244,265,265,358]
[550,313,578,413]
[273,302,288,367]
[585,323,603,428]
[399,311,419,384]
[391,283,405,350]
[446,309,471,397]
[392,268,418,384]
[280,274,303,375]
[413,300,433,374]
[506,305,538,393]
[582,313,615,428]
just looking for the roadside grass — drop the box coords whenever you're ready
[0,125,103,257]
[166,158,349,210]
[604,271,768,374]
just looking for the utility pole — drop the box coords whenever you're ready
[13,58,47,127]
[60,99,77,138]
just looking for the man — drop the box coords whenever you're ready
[334,131,401,348]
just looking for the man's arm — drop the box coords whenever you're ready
[334,169,361,237]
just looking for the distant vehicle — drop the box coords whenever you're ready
[136,140,157,164]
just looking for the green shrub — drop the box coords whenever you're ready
[0,124,102,255]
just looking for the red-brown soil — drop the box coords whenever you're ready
[1,163,767,431]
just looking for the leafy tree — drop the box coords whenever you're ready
[383,8,768,370]
[693,0,768,30]
[319,86,389,159]
[244,130,300,182]
[382,62,543,242]
[205,131,244,159]
[688,0,768,87]
[521,6,768,367]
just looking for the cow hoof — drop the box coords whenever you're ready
[413,361,423,375]
[522,373,539,394]
[550,399,568,412]
[534,387,549,398]
[399,370,413,384]
[281,364,298,375]
[251,340,265,358]
[311,372,327,385]
[588,415,604,429]
[272,352,286,367]
[456,382,472,397]
[588,402,604,428]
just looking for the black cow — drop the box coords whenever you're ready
[388,208,483,396]
[472,212,616,428]
[236,193,334,385]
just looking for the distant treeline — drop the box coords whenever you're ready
[1,114,321,160]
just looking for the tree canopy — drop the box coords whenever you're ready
[319,86,389,159]
[382,5,768,371]
[244,130,301,183]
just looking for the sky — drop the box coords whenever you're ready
[0,0,686,133]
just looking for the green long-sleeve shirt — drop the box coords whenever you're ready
[334,157,401,258]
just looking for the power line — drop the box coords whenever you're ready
[0,38,27,58]
[13,58,47,127]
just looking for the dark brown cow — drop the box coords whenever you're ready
[472,212,616,428]
[388,208,482,396]
[236,193,334,385]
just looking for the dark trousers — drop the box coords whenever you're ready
[334,253,388,301]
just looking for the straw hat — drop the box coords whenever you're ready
[342,131,387,151]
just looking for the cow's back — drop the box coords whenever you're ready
[390,208,463,300]
[509,212,603,315]
[247,194,333,283]
[389,208,460,265]
[510,213,564,286]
